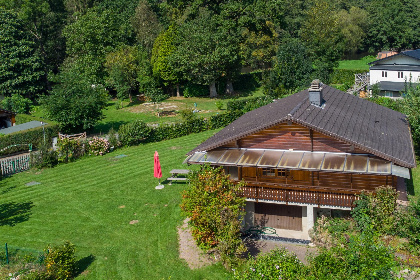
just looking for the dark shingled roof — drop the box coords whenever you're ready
[188,85,416,168]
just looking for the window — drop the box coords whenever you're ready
[398,71,403,78]
[262,168,276,177]
[382,71,387,77]
[385,91,393,97]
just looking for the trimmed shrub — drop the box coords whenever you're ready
[226,96,273,112]
[118,120,151,146]
[330,69,366,85]
[44,241,76,280]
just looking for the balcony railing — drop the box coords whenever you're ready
[238,182,361,208]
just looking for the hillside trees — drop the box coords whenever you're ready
[170,8,241,97]
[41,64,108,132]
[0,0,68,91]
[365,0,420,52]
[0,8,44,98]
[264,38,312,97]
[105,45,146,102]
[300,0,344,83]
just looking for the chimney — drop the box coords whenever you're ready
[309,79,323,107]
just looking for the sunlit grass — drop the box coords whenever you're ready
[0,130,231,279]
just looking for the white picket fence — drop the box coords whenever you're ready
[0,153,30,177]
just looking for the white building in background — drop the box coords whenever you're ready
[369,49,420,98]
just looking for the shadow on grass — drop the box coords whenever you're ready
[0,185,17,195]
[75,254,96,277]
[0,201,34,226]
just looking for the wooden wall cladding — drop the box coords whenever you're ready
[221,122,367,154]
[241,167,395,191]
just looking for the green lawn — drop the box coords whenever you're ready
[408,157,420,200]
[337,55,376,70]
[94,88,264,133]
[0,130,231,279]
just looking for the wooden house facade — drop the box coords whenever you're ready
[186,81,416,240]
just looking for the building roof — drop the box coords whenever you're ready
[0,108,16,117]
[370,65,420,72]
[0,121,47,135]
[370,49,420,65]
[188,85,416,168]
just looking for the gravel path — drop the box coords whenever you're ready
[178,218,317,269]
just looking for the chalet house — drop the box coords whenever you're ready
[0,109,16,130]
[185,80,416,240]
[369,49,420,98]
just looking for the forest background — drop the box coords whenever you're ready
[0,0,420,132]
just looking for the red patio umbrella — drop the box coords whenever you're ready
[154,151,163,188]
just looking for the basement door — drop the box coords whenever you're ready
[254,203,302,231]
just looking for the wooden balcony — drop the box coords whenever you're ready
[238,182,361,208]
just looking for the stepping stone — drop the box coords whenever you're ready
[25,181,41,186]
[115,154,127,159]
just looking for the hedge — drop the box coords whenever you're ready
[118,110,245,146]
[0,123,59,156]
[330,69,367,85]
[226,96,273,112]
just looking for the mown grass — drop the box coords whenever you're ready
[94,87,264,133]
[0,129,231,279]
[407,157,420,200]
[337,55,376,70]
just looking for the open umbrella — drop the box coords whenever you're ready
[154,151,163,189]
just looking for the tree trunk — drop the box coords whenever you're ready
[209,81,217,98]
[176,84,180,97]
[225,80,234,95]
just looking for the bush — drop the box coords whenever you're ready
[57,138,88,163]
[330,69,366,85]
[180,165,246,267]
[30,143,58,168]
[145,87,169,103]
[107,127,119,148]
[214,100,224,110]
[118,120,151,146]
[178,108,196,122]
[309,232,397,280]
[183,83,208,97]
[226,96,273,112]
[351,186,398,234]
[233,248,307,280]
[44,241,76,280]
[1,94,33,114]
[88,137,110,156]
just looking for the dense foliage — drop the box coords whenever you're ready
[41,67,108,132]
[181,165,246,267]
